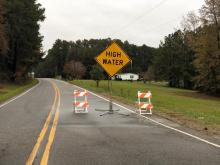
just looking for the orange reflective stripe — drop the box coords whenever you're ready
[73,101,89,108]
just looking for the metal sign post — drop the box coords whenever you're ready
[108,77,113,113]
[95,77,120,116]
[95,41,131,116]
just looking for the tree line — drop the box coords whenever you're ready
[36,1,219,96]
[153,0,220,95]
[1,0,219,96]
[35,39,156,80]
[0,0,45,82]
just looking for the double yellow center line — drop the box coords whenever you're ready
[26,81,61,165]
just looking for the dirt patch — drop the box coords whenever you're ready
[0,84,6,93]
[0,84,4,88]
[0,88,7,94]
[0,90,7,94]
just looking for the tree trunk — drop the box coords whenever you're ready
[210,67,218,95]
[11,40,17,82]
[96,80,99,87]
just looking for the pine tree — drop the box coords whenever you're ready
[153,30,195,89]
[5,0,45,81]
[0,0,7,56]
[0,0,9,82]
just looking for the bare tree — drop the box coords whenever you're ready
[200,0,220,48]
[200,0,220,25]
[181,11,200,32]
[64,60,86,79]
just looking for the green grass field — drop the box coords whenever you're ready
[71,80,220,133]
[0,79,38,103]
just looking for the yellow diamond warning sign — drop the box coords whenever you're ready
[95,42,131,77]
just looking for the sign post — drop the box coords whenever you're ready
[95,41,131,116]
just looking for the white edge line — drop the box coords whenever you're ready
[0,79,41,109]
[64,81,220,149]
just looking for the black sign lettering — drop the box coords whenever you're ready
[103,59,108,64]
[117,52,121,58]
[103,59,123,65]
[106,51,122,58]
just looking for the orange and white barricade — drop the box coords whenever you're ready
[136,91,153,115]
[73,90,89,113]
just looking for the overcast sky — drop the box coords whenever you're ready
[38,0,204,51]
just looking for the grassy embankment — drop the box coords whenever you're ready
[0,79,38,103]
[71,80,220,134]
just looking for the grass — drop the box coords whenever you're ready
[70,80,220,133]
[0,79,38,103]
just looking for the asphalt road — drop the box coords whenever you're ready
[0,78,219,165]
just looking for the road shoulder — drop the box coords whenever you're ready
[0,79,39,106]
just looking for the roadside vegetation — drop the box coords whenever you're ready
[71,80,220,134]
[36,0,220,96]
[0,79,38,103]
[0,1,43,103]
[0,0,45,83]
